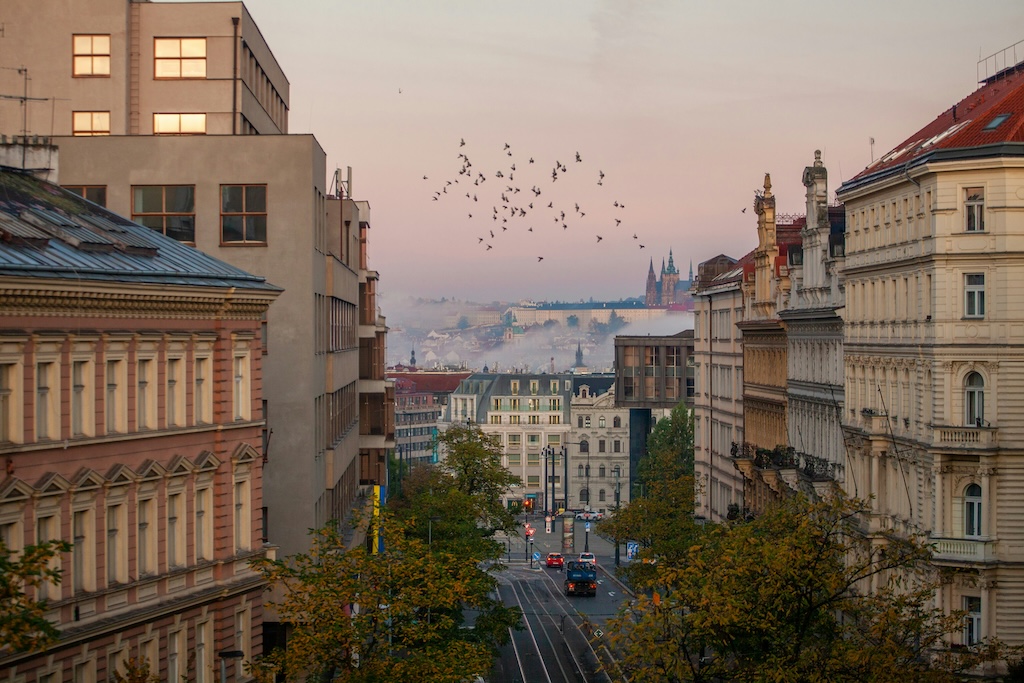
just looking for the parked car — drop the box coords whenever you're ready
[546,552,564,568]
[578,552,597,566]
[575,510,605,521]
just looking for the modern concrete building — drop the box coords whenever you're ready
[836,50,1024,653]
[0,164,279,683]
[388,369,471,466]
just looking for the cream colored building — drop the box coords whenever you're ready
[692,255,748,521]
[837,59,1024,651]
[569,384,631,513]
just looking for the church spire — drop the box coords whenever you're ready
[666,249,678,275]
[689,259,693,281]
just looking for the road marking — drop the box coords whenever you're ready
[608,591,615,597]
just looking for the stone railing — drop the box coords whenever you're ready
[729,442,840,481]
[931,537,995,563]
[932,425,997,448]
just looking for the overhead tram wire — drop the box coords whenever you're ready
[876,384,913,520]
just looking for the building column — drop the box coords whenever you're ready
[933,458,944,536]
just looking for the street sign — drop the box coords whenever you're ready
[585,522,591,533]
[533,551,541,561]
[626,541,639,561]
[594,629,604,638]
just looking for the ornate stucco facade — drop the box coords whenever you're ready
[568,385,631,513]
[837,61,1024,653]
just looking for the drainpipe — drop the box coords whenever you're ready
[231,17,240,135]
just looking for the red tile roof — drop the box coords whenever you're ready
[844,62,1024,190]
[387,371,471,394]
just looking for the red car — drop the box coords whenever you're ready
[546,552,564,568]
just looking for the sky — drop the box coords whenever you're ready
[234,0,1024,304]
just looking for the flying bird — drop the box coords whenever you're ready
[633,233,638,239]
[639,244,646,249]
[599,170,605,179]
[575,203,580,212]
[615,219,621,226]
[528,227,533,232]
[478,237,484,243]
[487,244,493,250]
[596,235,602,242]
[423,175,428,180]
[614,201,619,207]
[504,143,510,150]
[575,151,581,162]
[547,202,553,208]
[529,158,534,164]
[742,207,747,213]
[537,256,544,261]
[460,138,465,147]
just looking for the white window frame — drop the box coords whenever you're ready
[965,372,985,426]
[235,605,252,661]
[963,595,982,645]
[168,628,186,683]
[0,351,24,444]
[196,619,214,683]
[234,479,251,552]
[154,37,207,79]
[964,483,983,538]
[71,356,95,438]
[72,34,111,77]
[195,486,213,561]
[153,113,207,135]
[964,273,985,319]
[105,355,128,434]
[35,357,59,441]
[167,490,186,568]
[964,187,985,232]
[232,349,251,421]
[71,505,96,593]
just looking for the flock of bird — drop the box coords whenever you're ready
[424,139,643,262]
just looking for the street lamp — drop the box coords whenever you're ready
[614,467,622,566]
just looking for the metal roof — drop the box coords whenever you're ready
[0,167,280,292]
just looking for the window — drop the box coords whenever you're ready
[64,185,107,206]
[577,465,584,477]
[509,414,520,424]
[577,416,583,428]
[492,398,501,410]
[965,274,985,318]
[584,415,592,428]
[527,434,540,446]
[528,452,540,465]
[528,415,540,424]
[0,361,20,443]
[579,440,589,453]
[507,434,521,447]
[489,415,501,424]
[196,620,213,683]
[195,487,213,561]
[105,358,126,433]
[599,465,606,478]
[167,492,184,567]
[963,596,982,645]
[965,483,983,538]
[613,416,621,428]
[530,380,538,395]
[168,629,185,683]
[73,35,110,77]
[527,475,540,487]
[35,361,57,441]
[233,353,251,420]
[72,508,94,593]
[509,398,519,410]
[550,380,558,394]
[508,453,521,466]
[154,38,206,79]
[599,489,606,502]
[598,440,606,453]
[221,184,268,244]
[964,188,984,232]
[136,358,155,430]
[548,415,561,424]
[550,398,561,411]
[166,357,184,427]
[510,381,519,396]
[599,416,606,428]
[35,515,59,600]
[71,359,93,437]
[580,488,589,504]
[137,498,155,576]
[235,607,252,661]
[528,398,540,411]
[153,113,207,135]
[194,355,212,424]
[106,504,127,585]
[965,372,985,426]
[234,480,250,552]
[72,111,110,136]
[133,185,195,242]
[613,440,621,453]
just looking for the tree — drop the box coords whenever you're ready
[0,538,71,652]
[111,658,160,683]
[456,315,470,331]
[643,401,694,478]
[567,315,579,328]
[252,516,518,683]
[607,492,1011,682]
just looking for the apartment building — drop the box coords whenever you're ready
[568,383,630,513]
[0,165,279,683]
[0,0,393,563]
[836,53,1024,650]
[692,254,749,521]
[388,369,472,466]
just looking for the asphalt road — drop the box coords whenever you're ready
[488,516,631,682]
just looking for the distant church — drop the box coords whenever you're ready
[645,250,694,307]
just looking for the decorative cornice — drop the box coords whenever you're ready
[0,287,274,320]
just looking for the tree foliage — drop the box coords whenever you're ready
[643,401,694,479]
[607,492,1012,682]
[253,423,522,682]
[110,658,160,683]
[0,538,70,653]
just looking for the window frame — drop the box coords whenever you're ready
[72,34,111,78]
[220,184,268,245]
[963,596,982,646]
[0,356,24,444]
[132,185,196,242]
[964,483,983,538]
[34,357,59,442]
[64,185,107,206]
[152,113,207,135]
[154,37,207,79]
[964,273,986,319]
[72,111,110,136]
[166,355,185,428]
[964,187,985,233]
[965,372,985,426]
[194,351,213,424]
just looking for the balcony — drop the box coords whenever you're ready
[931,537,995,563]
[932,425,998,450]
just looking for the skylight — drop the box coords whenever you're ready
[983,113,1012,131]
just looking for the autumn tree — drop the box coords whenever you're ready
[601,402,697,588]
[607,492,1010,682]
[0,538,70,653]
[251,515,519,683]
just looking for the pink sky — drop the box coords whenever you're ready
[235,0,1024,303]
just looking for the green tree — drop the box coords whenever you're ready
[0,538,71,652]
[607,492,1012,682]
[567,315,579,328]
[110,658,160,683]
[456,315,470,330]
[643,401,694,478]
[252,516,516,683]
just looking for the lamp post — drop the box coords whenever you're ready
[614,468,622,566]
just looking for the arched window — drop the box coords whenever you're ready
[613,416,621,428]
[599,416,606,428]
[599,465,606,478]
[599,489,606,502]
[578,464,584,477]
[580,488,589,503]
[965,372,985,426]
[585,465,590,477]
[965,483,982,538]
[580,440,589,453]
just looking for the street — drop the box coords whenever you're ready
[489,516,630,682]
